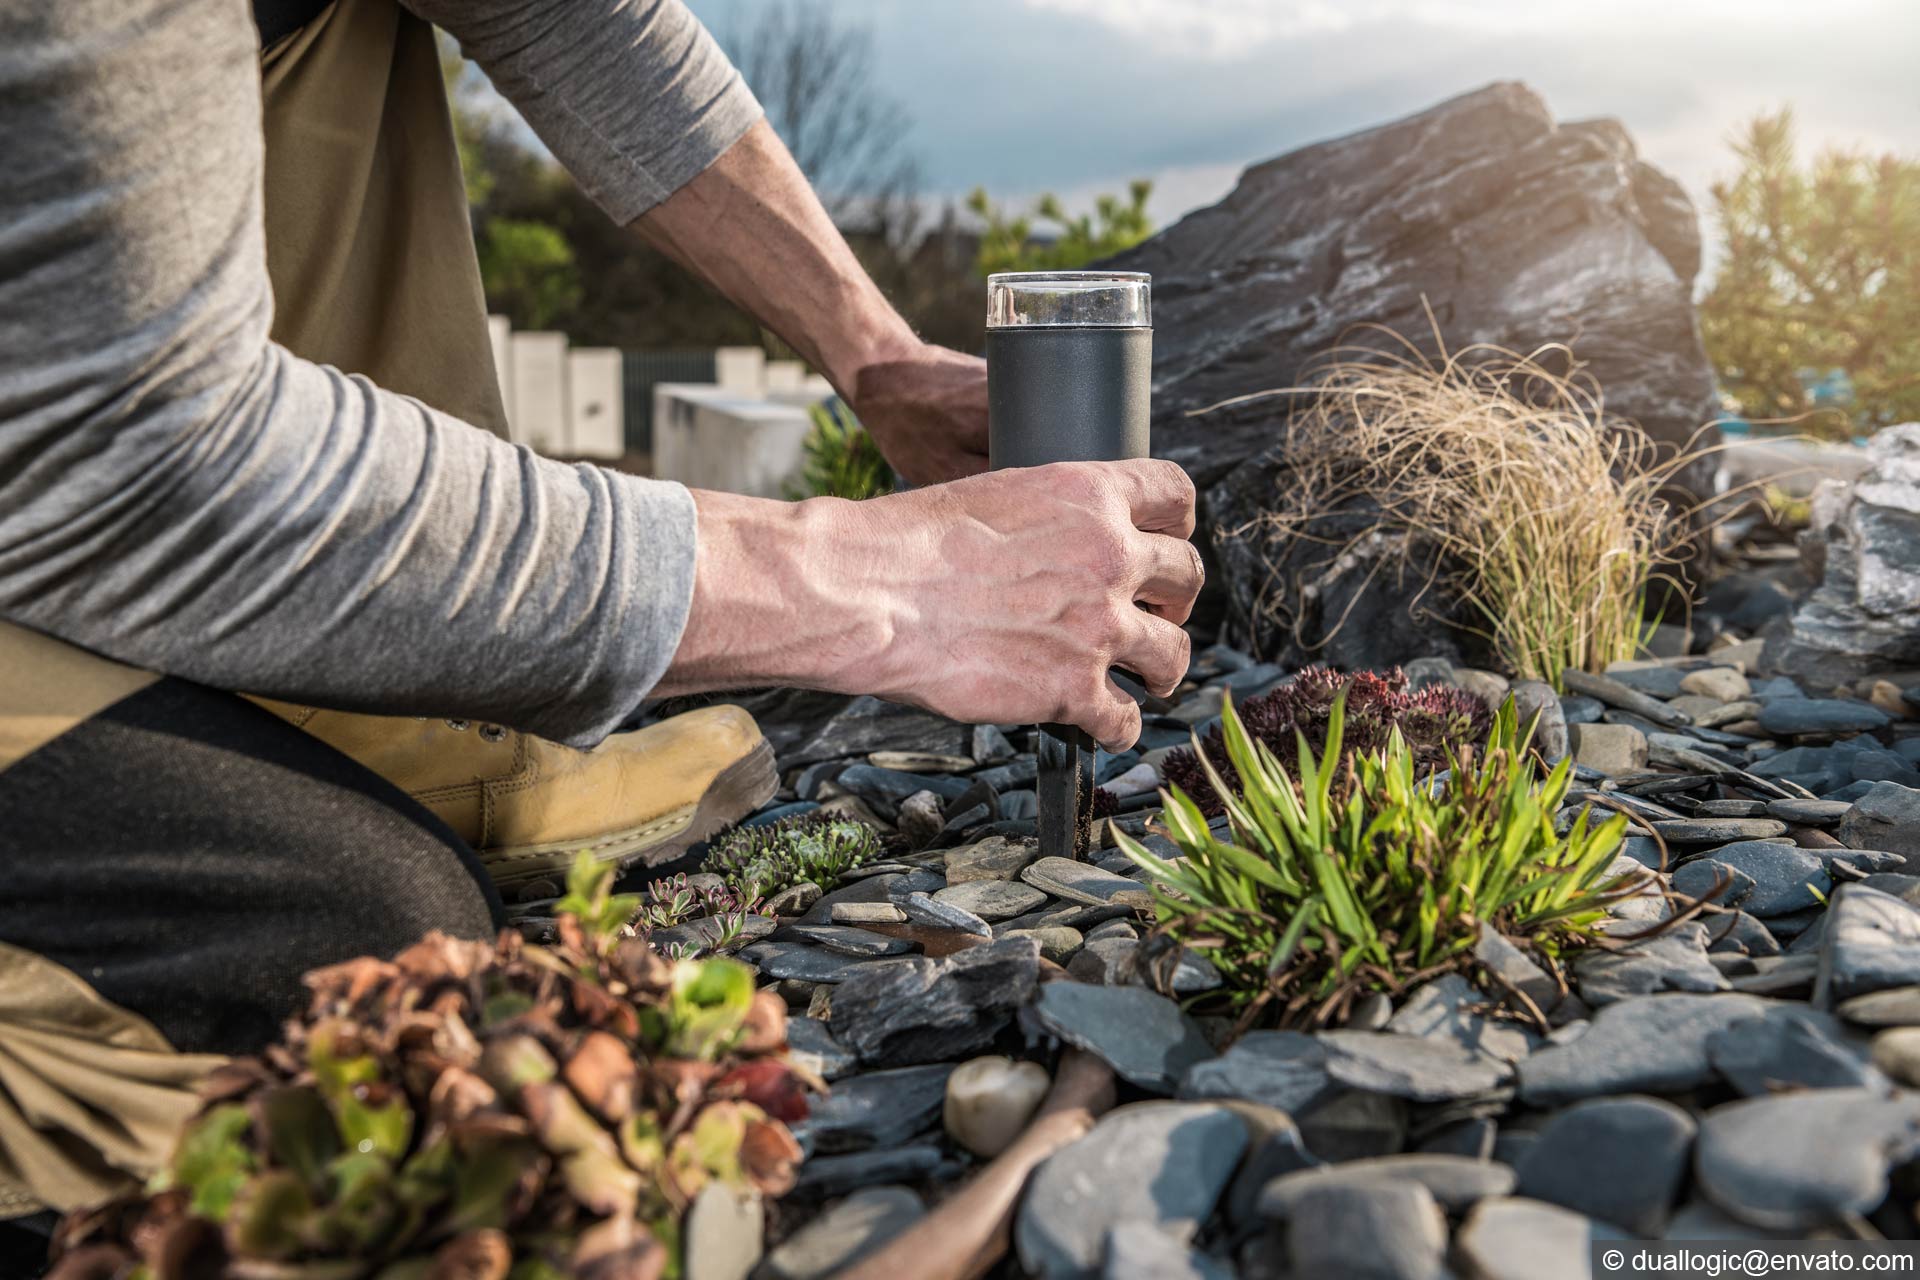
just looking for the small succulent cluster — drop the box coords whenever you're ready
[702,812,882,899]
[634,873,762,958]
[1162,666,1494,816]
[51,855,809,1280]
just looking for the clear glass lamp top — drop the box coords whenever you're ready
[986,271,1151,329]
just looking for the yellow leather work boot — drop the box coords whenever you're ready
[252,702,776,898]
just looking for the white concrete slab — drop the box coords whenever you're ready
[566,348,626,459]
[713,346,767,396]
[509,331,569,455]
[652,383,813,498]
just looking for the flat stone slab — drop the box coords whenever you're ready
[933,878,1049,922]
[1257,1154,1515,1219]
[1101,1221,1234,1280]
[1178,1031,1335,1115]
[1815,884,1920,1008]
[1651,818,1789,844]
[1838,781,1920,857]
[1281,1181,1448,1280]
[1837,983,1920,1027]
[762,1186,923,1280]
[831,901,908,926]
[1021,855,1153,909]
[1314,1029,1513,1101]
[828,936,1039,1068]
[1694,1088,1920,1230]
[1674,841,1831,917]
[1757,699,1891,737]
[1029,982,1216,1093]
[1574,922,1728,1005]
[1387,974,1540,1065]
[1705,1004,1881,1096]
[1514,1096,1696,1236]
[791,1064,955,1153]
[1518,993,1772,1105]
[1454,1197,1630,1280]
[786,924,919,957]
[1561,669,1690,728]
[785,1015,858,1081]
[899,891,992,937]
[740,940,909,985]
[1015,1103,1247,1280]
[1767,797,1853,826]
[943,835,1039,883]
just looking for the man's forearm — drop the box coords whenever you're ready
[634,119,917,396]
[658,462,1203,753]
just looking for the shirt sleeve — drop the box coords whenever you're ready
[0,0,698,748]
[408,0,764,224]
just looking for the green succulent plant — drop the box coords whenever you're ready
[702,813,882,900]
[1118,691,1641,1030]
[785,400,893,501]
[1163,666,1493,818]
[51,854,809,1280]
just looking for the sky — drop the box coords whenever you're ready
[683,0,1920,270]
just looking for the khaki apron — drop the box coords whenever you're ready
[0,0,505,1213]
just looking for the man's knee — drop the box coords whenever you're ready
[0,678,501,1054]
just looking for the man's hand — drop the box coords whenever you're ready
[637,122,991,473]
[658,459,1203,753]
[850,342,989,485]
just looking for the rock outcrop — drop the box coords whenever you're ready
[1766,423,1920,690]
[1103,82,1718,667]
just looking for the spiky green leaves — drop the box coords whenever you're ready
[1163,666,1494,817]
[1118,689,1637,1027]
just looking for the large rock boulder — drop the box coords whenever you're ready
[1765,423,1920,690]
[1104,82,1717,666]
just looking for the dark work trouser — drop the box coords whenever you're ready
[0,678,503,1058]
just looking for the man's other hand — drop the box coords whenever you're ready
[851,342,989,486]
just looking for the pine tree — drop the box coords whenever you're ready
[1700,108,1920,439]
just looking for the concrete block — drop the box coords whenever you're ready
[764,360,807,393]
[713,346,766,396]
[652,384,813,498]
[509,331,569,455]
[566,348,625,459]
[487,315,515,441]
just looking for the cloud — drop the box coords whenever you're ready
[687,0,1920,259]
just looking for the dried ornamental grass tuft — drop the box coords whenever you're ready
[1162,666,1493,817]
[1206,330,1718,686]
[49,854,811,1280]
[1120,690,1647,1032]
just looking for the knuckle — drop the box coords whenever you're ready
[1154,458,1196,502]
[1084,526,1131,584]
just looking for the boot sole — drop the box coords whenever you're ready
[482,739,778,897]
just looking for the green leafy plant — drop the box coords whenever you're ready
[51,854,808,1280]
[477,216,583,331]
[968,181,1154,276]
[1700,108,1920,439]
[1117,691,1640,1029]
[1163,667,1493,817]
[786,400,894,500]
[703,813,883,900]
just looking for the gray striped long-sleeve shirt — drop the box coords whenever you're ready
[0,0,760,746]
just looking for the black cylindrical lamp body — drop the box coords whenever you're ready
[985,271,1152,861]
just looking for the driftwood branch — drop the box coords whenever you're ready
[835,1049,1117,1280]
